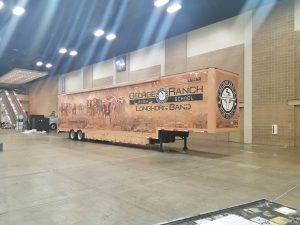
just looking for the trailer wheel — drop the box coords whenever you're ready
[69,129,77,140]
[50,123,57,130]
[77,130,84,141]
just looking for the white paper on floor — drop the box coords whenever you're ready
[275,207,297,215]
[22,129,47,134]
[194,219,211,224]
[195,214,259,225]
[251,216,277,225]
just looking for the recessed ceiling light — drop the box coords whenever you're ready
[154,0,169,7]
[0,1,4,10]
[166,3,182,13]
[12,6,25,16]
[69,50,78,56]
[59,48,67,54]
[106,33,116,41]
[36,61,43,67]
[94,29,105,37]
[45,63,53,68]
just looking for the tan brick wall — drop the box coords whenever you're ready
[230,107,244,142]
[295,106,300,147]
[253,104,294,146]
[296,32,300,99]
[296,32,300,147]
[252,0,296,146]
[28,76,58,116]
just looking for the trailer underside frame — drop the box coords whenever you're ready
[151,130,189,152]
[67,129,189,153]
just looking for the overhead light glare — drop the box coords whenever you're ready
[154,0,169,7]
[94,29,104,37]
[0,1,4,10]
[36,61,43,67]
[69,50,78,56]
[166,3,182,13]
[45,63,53,68]
[59,48,67,54]
[12,6,25,16]
[106,33,116,41]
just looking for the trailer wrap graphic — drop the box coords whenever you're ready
[217,80,237,120]
[58,68,239,140]
[129,86,204,111]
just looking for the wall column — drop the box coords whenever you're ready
[243,11,253,144]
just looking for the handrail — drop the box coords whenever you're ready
[10,91,27,119]
[0,91,17,125]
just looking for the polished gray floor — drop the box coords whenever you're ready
[0,130,299,225]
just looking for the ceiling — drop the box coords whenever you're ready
[0,68,47,84]
[0,0,278,78]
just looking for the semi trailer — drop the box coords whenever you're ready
[58,67,239,151]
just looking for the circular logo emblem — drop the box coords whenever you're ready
[217,80,237,120]
[156,88,169,104]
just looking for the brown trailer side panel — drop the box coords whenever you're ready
[58,68,239,146]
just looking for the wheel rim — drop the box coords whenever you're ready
[78,132,83,140]
[70,131,75,139]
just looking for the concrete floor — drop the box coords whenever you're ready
[0,130,299,225]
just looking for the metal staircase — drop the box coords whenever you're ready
[9,91,27,118]
[0,90,16,126]
[0,89,28,130]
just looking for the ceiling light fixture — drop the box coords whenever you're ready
[166,3,182,13]
[36,61,43,67]
[94,29,105,37]
[45,63,53,68]
[0,1,4,10]
[106,33,116,41]
[12,6,25,16]
[69,50,78,56]
[154,0,169,7]
[59,48,67,54]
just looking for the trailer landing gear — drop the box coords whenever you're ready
[156,130,189,152]
[183,136,188,152]
[159,136,164,152]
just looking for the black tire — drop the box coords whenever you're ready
[50,123,57,130]
[69,129,77,140]
[77,130,85,141]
